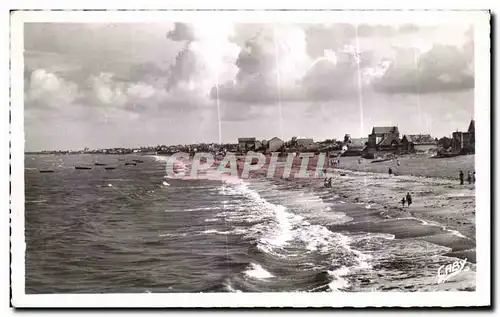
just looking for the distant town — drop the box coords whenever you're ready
[27,120,475,158]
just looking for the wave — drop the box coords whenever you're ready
[26,199,47,203]
[244,263,274,279]
[383,216,470,239]
[327,267,351,291]
[213,178,375,292]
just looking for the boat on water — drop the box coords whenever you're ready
[431,153,460,159]
[104,167,116,170]
[132,159,144,163]
[94,163,107,166]
[75,166,92,170]
[371,158,392,163]
[125,162,137,166]
[39,170,54,173]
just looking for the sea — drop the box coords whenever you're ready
[24,154,476,293]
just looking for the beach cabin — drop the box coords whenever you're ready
[238,137,257,153]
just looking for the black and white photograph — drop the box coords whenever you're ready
[9,9,491,308]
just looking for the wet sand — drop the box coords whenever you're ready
[297,168,476,258]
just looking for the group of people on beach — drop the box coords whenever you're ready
[401,192,413,208]
[330,159,340,167]
[324,177,333,188]
[459,170,475,185]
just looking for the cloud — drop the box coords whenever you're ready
[304,24,356,59]
[212,24,360,105]
[25,69,81,109]
[166,22,197,42]
[372,44,474,94]
[27,23,472,116]
[357,24,398,37]
[398,23,420,34]
[166,23,240,94]
[302,51,359,100]
[87,72,211,116]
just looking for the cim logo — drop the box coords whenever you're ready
[437,258,467,284]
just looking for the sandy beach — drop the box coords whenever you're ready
[335,154,475,179]
[330,155,476,241]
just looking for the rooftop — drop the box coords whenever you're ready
[372,126,399,134]
[404,134,436,145]
[238,137,256,142]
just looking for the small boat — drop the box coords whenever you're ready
[39,170,54,173]
[94,163,107,166]
[371,158,392,163]
[104,167,116,170]
[75,166,92,170]
[132,159,144,163]
[431,153,460,159]
[125,162,137,166]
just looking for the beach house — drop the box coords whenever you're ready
[296,137,315,148]
[401,134,437,153]
[367,126,400,151]
[451,120,475,154]
[268,137,285,152]
[343,137,369,156]
[238,137,257,152]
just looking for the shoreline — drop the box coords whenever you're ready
[247,162,476,290]
[248,161,476,261]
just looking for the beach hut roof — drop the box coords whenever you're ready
[269,137,283,142]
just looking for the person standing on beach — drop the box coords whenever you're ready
[467,171,472,184]
[459,170,464,185]
[406,192,412,207]
[401,197,406,208]
[397,159,401,166]
[388,168,393,176]
[473,171,476,184]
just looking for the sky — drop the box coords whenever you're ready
[23,22,474,151]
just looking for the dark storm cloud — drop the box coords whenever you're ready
[302,54,358,100]
[212,24,362,105]
[373,44,474,94]
[166,22,197,42]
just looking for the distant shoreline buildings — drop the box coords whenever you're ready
[27,120,475,157]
